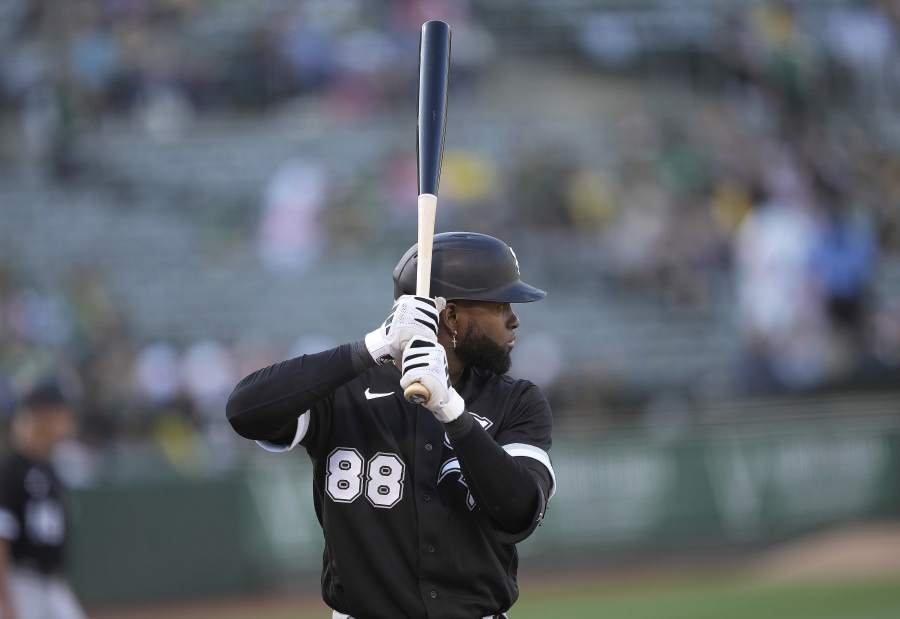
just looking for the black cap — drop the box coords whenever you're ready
[17,379,73,413]
[393,232,546,303]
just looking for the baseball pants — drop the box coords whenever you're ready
[7,568,85,619]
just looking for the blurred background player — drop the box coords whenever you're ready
[0,380,84,619]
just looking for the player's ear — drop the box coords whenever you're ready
[442,301,459,334]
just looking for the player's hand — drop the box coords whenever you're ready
[365,295,445,365]
[400,336,464,423]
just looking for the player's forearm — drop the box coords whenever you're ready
[226,341,375,441]
[445,413,542,535]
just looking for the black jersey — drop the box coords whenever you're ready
[0,451,68,574]
[245,356,555,619]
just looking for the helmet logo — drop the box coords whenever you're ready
[509,247,520,277]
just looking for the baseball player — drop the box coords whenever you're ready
[0,380,85,619]
[227,232,556,619]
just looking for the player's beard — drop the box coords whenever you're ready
[456,324,511,375]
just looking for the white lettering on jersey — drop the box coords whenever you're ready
[25,500,65,545]
[437,458,476,510]
[365,453,405,508]
[326,448,364,503]
[326,448,406,509]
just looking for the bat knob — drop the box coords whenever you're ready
[404,382,431,405]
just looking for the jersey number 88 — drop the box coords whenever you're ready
[326,448,405,509]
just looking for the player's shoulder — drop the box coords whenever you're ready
[489,371,535,391]
[362,363,403,384]
[0,452,27,484]
[473,370,549,406]
[475,367,535,389]
[0,451,24,470]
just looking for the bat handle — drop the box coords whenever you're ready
[404,382,430,405]
[404,193,438,406]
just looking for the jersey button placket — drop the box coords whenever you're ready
[415,413,445,614]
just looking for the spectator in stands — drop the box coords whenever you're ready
[258,159,327,272]
[810,204,877,365]
[734,153,826,392]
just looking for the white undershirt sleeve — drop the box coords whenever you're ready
[255,411,311,453]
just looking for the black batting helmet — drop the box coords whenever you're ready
[393,232,546,303]
[15,374,79,416]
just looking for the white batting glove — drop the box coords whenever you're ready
[365,295,446,365]
[400,336,465,423]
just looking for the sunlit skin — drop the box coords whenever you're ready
[439,300,520,383]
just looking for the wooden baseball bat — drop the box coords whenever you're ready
[404,20,451,405]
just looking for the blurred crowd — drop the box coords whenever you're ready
[1,0,900,462]
[0,264,347,478]
[515,0,900,392]
[0,0,488,172]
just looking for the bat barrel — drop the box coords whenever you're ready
[417,20,451,196]
[406,20,450,406]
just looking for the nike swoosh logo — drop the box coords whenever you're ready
[364,388,394,400]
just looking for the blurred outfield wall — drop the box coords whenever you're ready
[67,410,900,607]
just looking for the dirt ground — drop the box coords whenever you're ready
[752,521,900,583]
